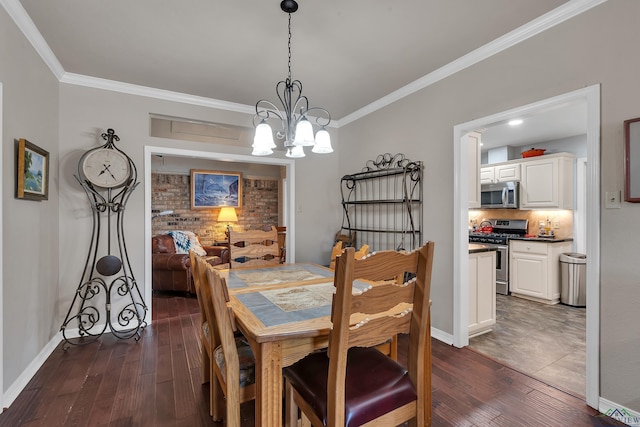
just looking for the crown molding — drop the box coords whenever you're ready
[60,73,255,115]
[3,0,607,127]
[338,0,608,127]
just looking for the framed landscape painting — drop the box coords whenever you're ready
[190,169,242,209]
[17,138,49,201]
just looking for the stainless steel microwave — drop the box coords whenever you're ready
[480,181,519,209]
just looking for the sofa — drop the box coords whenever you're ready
[152,233,229,293]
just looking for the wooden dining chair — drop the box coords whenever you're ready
[228,226,280,268]
[283,242,435,427]
[189,251,219,417]
[195,256,256,424]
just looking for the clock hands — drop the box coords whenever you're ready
[97,163,118,181]
[103,164,117,180]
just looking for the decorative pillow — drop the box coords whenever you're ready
[164,230,206,256]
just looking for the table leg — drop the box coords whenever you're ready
[254,340,283,427]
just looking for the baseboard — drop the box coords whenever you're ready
[431,327,454,345]
[2,325,97,408]
[2,331,63,407]
[599,397,640,426]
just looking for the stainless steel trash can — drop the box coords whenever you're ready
[560,252,586,307]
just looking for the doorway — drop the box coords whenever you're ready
[453,85,601,408]
[143,146,296,323]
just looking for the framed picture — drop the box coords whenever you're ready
[624,117,640,202]
[17,138,49,201]
[190,169,242,209]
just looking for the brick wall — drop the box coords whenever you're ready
[151,172,279,244]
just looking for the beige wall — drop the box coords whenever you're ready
[339,0,640,411]
[2,0,640,415]
[57,84,341,329]
[0,8,60,391]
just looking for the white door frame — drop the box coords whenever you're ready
[452,84,600,408]
[0,83,5,409]
[143,146,296,323]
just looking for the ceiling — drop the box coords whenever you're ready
[14,0,575,124]
[11,0,592,147]
[479,98,588,151]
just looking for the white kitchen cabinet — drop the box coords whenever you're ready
[520,154,574,209]
[468,250,496,336]
[480,163,521,184]
[509,240,572,304]
[467,132,481,208]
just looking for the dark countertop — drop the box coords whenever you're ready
[469,243,498,254]
[508,236,574,243]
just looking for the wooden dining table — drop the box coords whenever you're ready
[217,262,373,427]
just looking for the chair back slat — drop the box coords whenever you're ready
[351,250,420,281]
[349,281,415,316]
[347,313,412,349]
[228,226,280,268]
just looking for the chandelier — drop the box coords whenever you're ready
[252,0,333,158]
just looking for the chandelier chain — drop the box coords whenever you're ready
[287,13,292,82]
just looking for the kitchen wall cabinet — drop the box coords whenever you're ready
[519,154,574,209]
[467,132,481,208]
[509,240,572,304]
[469,250,496,336]
[480,163,521,184]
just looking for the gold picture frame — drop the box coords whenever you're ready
[17,138,49,201]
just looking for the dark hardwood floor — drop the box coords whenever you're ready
[0,292,624,426]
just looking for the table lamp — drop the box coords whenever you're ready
[218,207,238,231]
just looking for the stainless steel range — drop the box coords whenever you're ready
[469,219,528,295]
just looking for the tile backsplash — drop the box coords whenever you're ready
[469,209,573,239]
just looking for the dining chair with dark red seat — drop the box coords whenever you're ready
[283,242,435,427]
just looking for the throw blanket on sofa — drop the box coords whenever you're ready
[164,230,207,256]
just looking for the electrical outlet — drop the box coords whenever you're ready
[605,191,621,209]
[553,221,560,229]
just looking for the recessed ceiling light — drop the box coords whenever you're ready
[508,119,523,126]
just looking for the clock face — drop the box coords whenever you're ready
[82,148,131,188]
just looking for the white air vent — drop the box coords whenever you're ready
[150,115,253,147]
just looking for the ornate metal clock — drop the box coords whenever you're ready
[61,128,147,348]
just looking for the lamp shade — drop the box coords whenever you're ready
[217,207,238,223]
[293,117,315,146]
[253,121,276,156]
[286,145,306,158]
[311,128,333,153]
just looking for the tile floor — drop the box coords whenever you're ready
[468,294,586,397]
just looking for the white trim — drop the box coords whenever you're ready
[2,0,606,127]
[0,82,4,410]
[584,85,601,409]
[144,146,296,323]
[575,157,587,254]
[339,0,607,126]
[599,397,640,426]
[453,85,601,408]
[0,0,65,79]
[431,328,454,346]
[3,332,62,407]
[61,73,255,115]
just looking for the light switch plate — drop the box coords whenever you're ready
[605,191,621,208]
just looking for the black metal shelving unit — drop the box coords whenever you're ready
[340,153,423,252]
